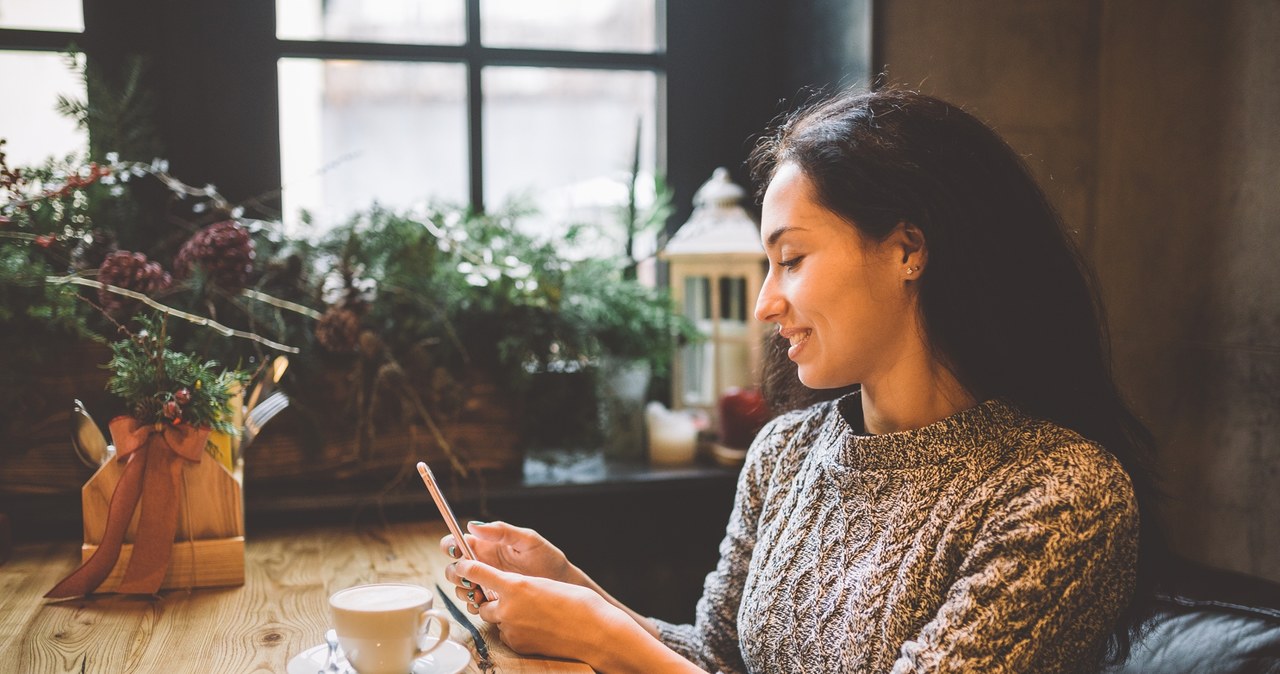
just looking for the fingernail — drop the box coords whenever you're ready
[448,545,460,559]
[461,578,473,588]
[469,602,479,609]
[467,590,475,601]
[468,520,485,526]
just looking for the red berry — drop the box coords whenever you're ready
[163,400,181,419]
[175,388,192,405]
[34,235,54,248]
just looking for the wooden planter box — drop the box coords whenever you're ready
[0,343,523,512]
[0,341,115,497]
[244,378,523,490]
[80,453,245,591]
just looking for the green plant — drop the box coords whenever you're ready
[563,257,695,374]
[106,314,248,433]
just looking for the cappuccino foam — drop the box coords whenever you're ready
[331,583,431,612]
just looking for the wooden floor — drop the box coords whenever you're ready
[0,520,589,674]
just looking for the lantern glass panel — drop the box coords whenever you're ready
[718,276,751,391]
[682,275,713,406]
[683,276,711,321]
[719,276,748,322]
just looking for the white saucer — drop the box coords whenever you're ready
[287,639,470,674]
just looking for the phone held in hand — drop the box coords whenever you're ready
[416,461,492,602]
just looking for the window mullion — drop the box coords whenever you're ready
[466,0,484,212]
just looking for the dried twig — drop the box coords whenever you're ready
[47,275,301,353]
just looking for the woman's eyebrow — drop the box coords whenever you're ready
[766,225,808,248]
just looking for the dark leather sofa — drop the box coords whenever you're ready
[1102,559,1280,673]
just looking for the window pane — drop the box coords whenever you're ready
[481,0,657,52]
[279,58,468,232]
[0,51,86,166]
[484,67,658,253]
[277,0,464,45]
[0,0,83,32]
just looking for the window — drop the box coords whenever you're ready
[276,0,664,241]
[0,0,81,32]
[0,1,86,166]
[2,0,798,251]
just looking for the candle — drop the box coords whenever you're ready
[718,387,770,449]
[646,402,698,465]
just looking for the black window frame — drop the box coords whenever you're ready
[277,0,668,214]
[4,1,822,238]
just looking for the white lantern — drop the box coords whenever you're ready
[660,168,766,420]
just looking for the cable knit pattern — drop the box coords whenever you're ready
[653,393,1138,673]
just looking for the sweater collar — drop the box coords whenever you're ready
[825,391,1024,470]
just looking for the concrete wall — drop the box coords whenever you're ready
[877,0,1280,582]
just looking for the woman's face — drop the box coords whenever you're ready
[754,163,921,390]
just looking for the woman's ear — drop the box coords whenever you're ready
[891,221,928,280]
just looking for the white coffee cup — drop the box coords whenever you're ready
[329,583,451,674]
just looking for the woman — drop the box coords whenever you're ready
[442,88,1161,673]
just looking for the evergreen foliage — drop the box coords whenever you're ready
[55,51,163,162]
[107,314,248,433]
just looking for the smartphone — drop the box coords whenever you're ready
[416,461,491,602]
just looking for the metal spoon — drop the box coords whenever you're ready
[318,628,343,674]
[70,399,114,468]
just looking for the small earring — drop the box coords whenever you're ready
[906,265,920,275]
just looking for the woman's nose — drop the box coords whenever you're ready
[754,273,783,323]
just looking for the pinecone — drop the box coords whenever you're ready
[97,250,173,316]
[315,305,362,353]
[174,220,256,292]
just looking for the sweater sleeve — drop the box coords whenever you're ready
[890,441,1140,674]
[651,412,801,674]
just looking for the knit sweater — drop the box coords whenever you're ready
[653,394,1139,673]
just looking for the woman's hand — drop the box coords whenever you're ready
[440,520,668,651]
[440,520,573,581]
[440,521,580,609]
[452,559,653,668]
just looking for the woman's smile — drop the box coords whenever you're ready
[780,327,813,359]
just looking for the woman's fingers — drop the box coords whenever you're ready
[477,597,502,625]
[440,532,495,566]
[456,560,514,621]
[439,533,468,560]
[441,527,517,564]
[456,561,511,600]
[467,520,533,545]
[454,583,485,609]
[455,559,508,590]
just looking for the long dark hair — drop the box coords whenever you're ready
[750,88,1162,663]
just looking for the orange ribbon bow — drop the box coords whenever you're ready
[45,416,209,599]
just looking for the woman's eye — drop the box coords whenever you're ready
[778,256,803,269]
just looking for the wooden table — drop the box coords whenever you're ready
[0,521,593,673]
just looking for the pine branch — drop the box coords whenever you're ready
[107,314,248,431]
